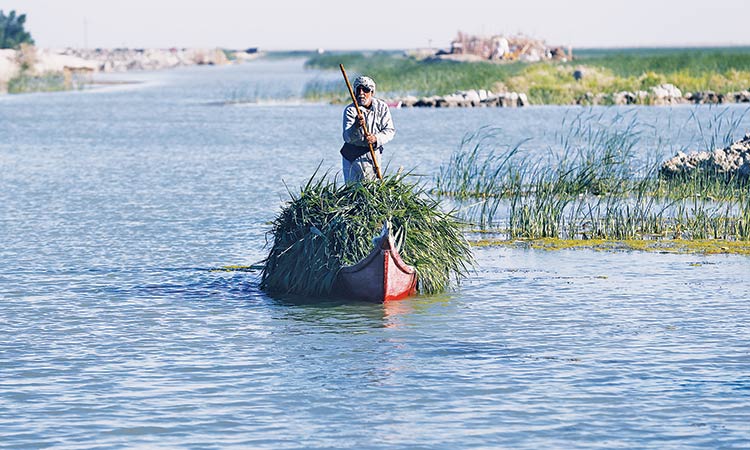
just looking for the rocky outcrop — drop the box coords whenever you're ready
[660,133,750,180]
[391,89,528,108]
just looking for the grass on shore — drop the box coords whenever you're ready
[303,49,750,104]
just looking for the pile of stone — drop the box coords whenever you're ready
[684,90,750,104]
[660,133,750,180]
[435,31,570,63]
[389,90,528,108]
[58,48,230,72]
[578,84,750,106]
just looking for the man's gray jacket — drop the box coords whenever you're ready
[342,98,395,150]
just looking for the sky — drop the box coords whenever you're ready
[3,0,749,50]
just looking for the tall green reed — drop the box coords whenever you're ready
[435,110,750,241]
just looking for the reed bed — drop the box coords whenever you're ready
[435,111,750,241]
[303,49,750,104]
[304,52,525,99]
[261,173,473,297]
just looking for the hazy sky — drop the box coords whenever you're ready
[3,0,749,50]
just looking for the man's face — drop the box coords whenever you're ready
[356,85,373,107]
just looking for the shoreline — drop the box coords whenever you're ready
[0,46,261,94]
[4,48,750,108]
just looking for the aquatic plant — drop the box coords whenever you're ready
[304,52,525,99]
[435,112,750,242]
[261,172,474,297]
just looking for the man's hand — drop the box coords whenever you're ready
[357,116,366,129]
[365,134,378,145]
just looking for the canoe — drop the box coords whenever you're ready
[334,224,417,302]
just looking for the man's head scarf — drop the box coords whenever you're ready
[353,76,376,93]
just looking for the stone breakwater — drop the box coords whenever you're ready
[389,90,529,108]
[660,134,750,180]
[578,83,750,106]
[57,48,231,72]
[386,84,750,108]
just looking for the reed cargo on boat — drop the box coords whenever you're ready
[260,174,473,299]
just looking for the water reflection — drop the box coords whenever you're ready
[2,59,750,449]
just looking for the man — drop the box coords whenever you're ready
[341,76,395,182]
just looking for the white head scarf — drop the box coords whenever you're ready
[353,76,376,92]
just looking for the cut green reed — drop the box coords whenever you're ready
[435,111,750,241]
[261,171,474,297]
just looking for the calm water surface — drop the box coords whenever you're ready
[1,59,749,449]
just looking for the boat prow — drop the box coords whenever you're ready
[335,224,417,302]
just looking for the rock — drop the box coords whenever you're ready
[650,83,684,105]
[660,133,750,180]
[414,96,438,107]
[481,94,500,107]
[400,90,530,108]
[504,92,520,107]
[399,95,419,107]
[461,90,481,106]
[685,91,725,104]
[612,91,636,105]
[733,90,750,103]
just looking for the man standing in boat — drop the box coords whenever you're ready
[341,76,395,182]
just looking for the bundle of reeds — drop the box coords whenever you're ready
[260,174,473,297]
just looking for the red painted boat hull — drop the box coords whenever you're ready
[335,231,417,303]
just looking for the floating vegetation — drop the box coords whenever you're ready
[435,110,750,242]
[471,237,750,256]
[261,173,474,297]
[210,265,263,272]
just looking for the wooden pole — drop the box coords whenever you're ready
[339,64,383,180]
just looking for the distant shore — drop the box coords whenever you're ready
[5,46,750,107]
[0,47,261,94]
[304,48,750,106]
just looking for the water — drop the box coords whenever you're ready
[1,59,749,449]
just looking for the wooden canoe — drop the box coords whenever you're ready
[334,224,417,302]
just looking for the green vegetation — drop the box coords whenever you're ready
[7,72,66,93]
[303,49,750,104]
[0,10,34,49]
[472,237,750,256]
[304,52,525,101]
[261,172,473,297]
[435,110,750,242]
